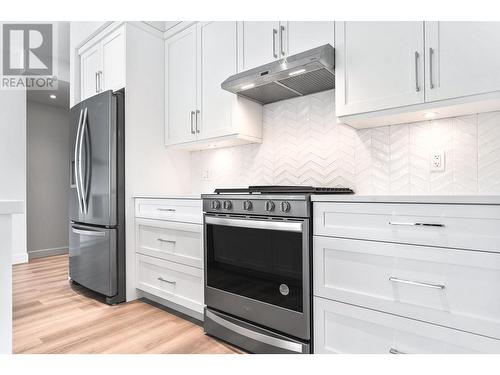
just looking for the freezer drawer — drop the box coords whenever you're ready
[69,223,117,297]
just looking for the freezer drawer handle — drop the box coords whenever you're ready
[157,277,176,284]
[389,348,406,354]
[72,228,106,237]
[157,208,176,212]
[389,221,445,228]
[389,277,445,290]
[157,238,176,244]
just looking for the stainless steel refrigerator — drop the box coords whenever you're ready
[69,89,125,305]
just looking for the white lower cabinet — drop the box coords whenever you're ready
[314,297,500,354]
[136,254,203,314]
[134,197,204,318]
[313,199,500,353]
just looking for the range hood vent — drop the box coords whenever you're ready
[221,44,335,105]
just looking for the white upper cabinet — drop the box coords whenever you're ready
[197,22,238,140]
[241,22,281,70]
[78,24,126,101]
[425,22,500,102]
[285,21,334,56]
[80,43,101,101]
[164,22,262,150]
[165,25,198,145]
[335,22,425,117]
[101,27,126,93]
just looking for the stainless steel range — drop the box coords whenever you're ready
[202,185,353,354]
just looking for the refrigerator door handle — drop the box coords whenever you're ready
[79,107,89,214]
[74,108,84,214]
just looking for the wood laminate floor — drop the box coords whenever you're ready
[12,254,241,354]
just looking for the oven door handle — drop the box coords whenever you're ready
[205,216,303,233]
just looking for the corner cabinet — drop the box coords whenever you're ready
[336,21,500,128]
[79,25,126,101]
[164,22,263,151]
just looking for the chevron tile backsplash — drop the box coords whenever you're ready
[190,90,500,195]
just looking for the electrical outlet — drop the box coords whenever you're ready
[202,169,211,181]
[430,151,445,172]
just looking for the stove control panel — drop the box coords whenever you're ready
[202,196,310,218]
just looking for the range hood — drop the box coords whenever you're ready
[221,44,335,105]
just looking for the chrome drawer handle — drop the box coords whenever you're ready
[157,238,176,244]
[157,208,176,212]
[389,221,445,228]
[389,277,445,290]
[158,277,176,284]
[389,348,406,354]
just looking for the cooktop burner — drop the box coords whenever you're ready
[213,185,354,194]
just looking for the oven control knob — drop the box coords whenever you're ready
[243,200,253,211]
[280,201,291,213]
[265,200,275,212]
[212,200,221,210]
[223,200,232,210]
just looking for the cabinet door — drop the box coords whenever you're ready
[241,21,280,70]
[165,25,198,145]
[101,26,125,92]
[197,22,238,140]
[335,22,425,117]
[425,22,500,102]
[286,21,334,56]
[80,43,101,101]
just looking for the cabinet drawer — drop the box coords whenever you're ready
[135,198,202,224]
[314,297,500,354]
[136,254,203,314]
[136,219,203,268]
[313,202,500,252]
[314,236,500,339]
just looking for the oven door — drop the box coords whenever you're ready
[204,215,310,340]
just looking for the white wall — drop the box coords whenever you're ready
[124,23,191,301]
[0,89,27,264]
[26,101,69,258]
[191,90,500,195]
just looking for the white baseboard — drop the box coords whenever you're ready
[28,246,68,259]
[12,252,28,265]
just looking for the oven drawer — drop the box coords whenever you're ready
[313,202,500,252]
[314,297,500,354]
[314,236,500,339]
[136,254,203,314]
[135,198,202,224]
[135,218,203,268]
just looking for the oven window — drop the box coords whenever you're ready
[206,222,303,312]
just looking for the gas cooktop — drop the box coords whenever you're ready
[212,185,354,194]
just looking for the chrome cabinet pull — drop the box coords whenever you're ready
[95,72,99,93]
[190,111,195,134]
[195,110,200,133]
[414,51,420,92]
[158,277,176,284]
[98,71,103,92]
[389,277,445,290]
[389,221,445,227]
[157,238,176,244]
[429,47,435,89]
[272,28,278,58]
[280,25,286,56]
[157,208,176,212]
[389,348,406,354]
